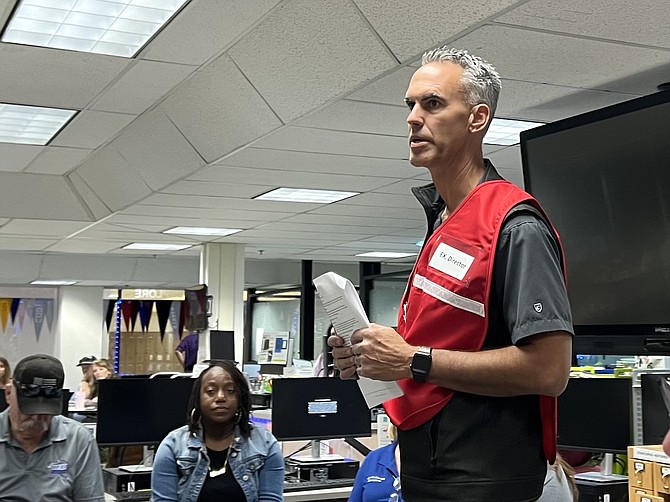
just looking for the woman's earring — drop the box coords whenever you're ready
[234,409,242,424]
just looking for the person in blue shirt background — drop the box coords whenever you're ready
[349,423,402,502]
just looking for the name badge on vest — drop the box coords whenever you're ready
[428,243,474,281]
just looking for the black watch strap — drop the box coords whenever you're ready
[410,346,433,382]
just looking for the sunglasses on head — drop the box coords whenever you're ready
[13,379,62,398]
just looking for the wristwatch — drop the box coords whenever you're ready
[410,346,433,382]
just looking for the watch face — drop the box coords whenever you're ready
[411,348,432,381]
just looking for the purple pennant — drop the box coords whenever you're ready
[139,300,154,332]
[10,298,20,324]
[156,301,172,341]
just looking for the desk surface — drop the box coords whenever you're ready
[105,486,351,502]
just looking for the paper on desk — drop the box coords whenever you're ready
[313,271,403,408]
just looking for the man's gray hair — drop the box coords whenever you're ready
[421,46,502,115]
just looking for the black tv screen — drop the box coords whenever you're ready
[96,377,194,446]
[521,90,670,355]
[557,377,632,453]
[271,377,371,442]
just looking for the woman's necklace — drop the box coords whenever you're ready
[208,446,233,477]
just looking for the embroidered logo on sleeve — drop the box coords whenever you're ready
[533,302,543,313]
[428,242,475,281]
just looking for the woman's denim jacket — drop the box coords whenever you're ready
[151,423,284,502]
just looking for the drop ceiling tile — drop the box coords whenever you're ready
[45,239,127,254]
[51,110,136,149]
[189,165,398,192]
[161,180,273,198]
[282,213,423,229]
[294,100,407,136]
[0,143,43,172]
[72,148,152,212]
[139,193,323,213]
[0,172,92,220]
[335,192,421,209]
[140,0,281,65]
[309,204,424,221]
[161,53,282,163]
[0,236,55,251]
[0,219,90,237]
[452,25,670,95]
[347,66,416,105]
[353,0,520,61]
[111,108,205,190]
[228,0,397,122]
[498,0,670,49]
[253,126,408,159]
[497,80,639,123]
[0,43,130,109]
[216,148,415,178]
[25,146,92,175]
[90,60,197,114]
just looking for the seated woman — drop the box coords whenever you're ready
[86,358,115,406]
[0,357,11,412]
[151,360,284,501]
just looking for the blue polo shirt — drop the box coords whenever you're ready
[349,441,403,502]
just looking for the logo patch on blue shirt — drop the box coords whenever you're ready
[366,475,386,483]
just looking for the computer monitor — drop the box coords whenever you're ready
[271,377,371,458]
[557,377,632,454]
[641,373,670,444]
[210,330,235,361]
[96,377,195,447]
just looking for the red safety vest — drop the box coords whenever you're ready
[384,179,565,463]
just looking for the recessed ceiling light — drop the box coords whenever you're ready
[253,188,359,204]
[0,103,76,145]
[1,0,190,58]
[163,226,242,237]
[356,252,417,259]
[122,243,192,251]
[31,279,77,285]
[484,118,544,146]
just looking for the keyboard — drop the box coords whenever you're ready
[109,491,152,501]
[283,477,355,492]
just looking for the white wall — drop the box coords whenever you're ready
[57,286,106,391]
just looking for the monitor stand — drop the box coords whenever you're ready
[291,440,344,464]
[119,446,155,473]
[574,453,628,483]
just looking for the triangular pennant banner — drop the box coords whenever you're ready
[45,299,55,334]
[10,298,20,324]
[33,298,46,342]
[139,300,154,332]
[17,299,27,331]
[179,299,189,337]
[0,299,10,333]
[104,299,116,332]
[156,301,172,341]
[169,301,182,341]
[23,299,34,331]
[120,300,141,332]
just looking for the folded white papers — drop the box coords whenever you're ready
[313,271,403,408]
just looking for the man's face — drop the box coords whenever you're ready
[405,62,474,170]
[6,383,53,439]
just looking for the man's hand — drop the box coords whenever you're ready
[328,323,414,381]
[327,332,357,379]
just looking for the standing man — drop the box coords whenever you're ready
[0,354,105,501]
[175,332,199,372]
[329,47,573,502]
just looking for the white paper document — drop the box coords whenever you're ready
[313,272,403,408]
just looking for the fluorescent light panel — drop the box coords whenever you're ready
[254,188,359,204]
[484,118,544,146]
[163,226,242,237]
[122,243,192,251]
[0,103,76,145]
[356,251,416,259]
[1,0,190,57]
[31,279,77,285]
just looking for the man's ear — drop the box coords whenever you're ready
[469,103,491,134]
